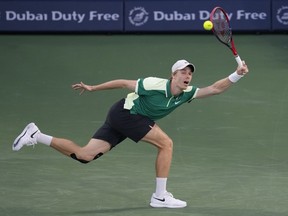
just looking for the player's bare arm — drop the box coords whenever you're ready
[72,79,137,95]
[195,62,249,99]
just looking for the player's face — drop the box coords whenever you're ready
[173,67,193,89]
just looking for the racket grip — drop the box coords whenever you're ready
[235,55,243,67]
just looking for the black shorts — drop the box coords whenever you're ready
[92,99,155,148]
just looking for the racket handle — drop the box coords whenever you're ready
[235,55,243,67]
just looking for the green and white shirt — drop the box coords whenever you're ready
[124,77,198,121]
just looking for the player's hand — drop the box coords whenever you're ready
[236,61,249,76]
[72,82,93,95]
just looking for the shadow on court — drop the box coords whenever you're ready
[69,207,288,216]
[4,206,286,216]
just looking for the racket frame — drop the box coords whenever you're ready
[210,7,243,66]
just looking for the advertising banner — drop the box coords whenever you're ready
[0,1,123,32]
[272,0,288,30]
[125,0,271,32]
[0,0,285,33]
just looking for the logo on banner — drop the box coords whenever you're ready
[276,6,288,25]
[129,7,149,26]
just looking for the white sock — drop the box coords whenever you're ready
[155,177,167,197]
[36,132,53,146]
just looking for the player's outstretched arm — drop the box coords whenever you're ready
[194,61,249,99]
[72,79,137,95]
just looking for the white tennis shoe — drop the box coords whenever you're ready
[12,122,39,151]
[150,191,187,208]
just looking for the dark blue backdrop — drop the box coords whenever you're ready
[0,0,287,32]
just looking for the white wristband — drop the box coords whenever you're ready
[228,71,243,83]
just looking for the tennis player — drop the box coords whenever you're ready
[12,59,249,208]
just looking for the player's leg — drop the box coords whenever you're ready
[105,102,186,208]
[12,122,111,164]
[142,124,173,178]
[51,138,111,163]
[141,124,187,208]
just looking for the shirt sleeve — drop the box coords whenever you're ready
[136,77,167,96]
[135,78,149,96]
[187,86,199,103]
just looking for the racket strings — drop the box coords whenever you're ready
[211,10,232,45]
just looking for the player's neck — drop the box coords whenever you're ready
[170,81,184,96]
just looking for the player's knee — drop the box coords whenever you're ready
[70,153,90,164]
[166,138,173,150]
[159,137,173,151]
[70,153,103,164]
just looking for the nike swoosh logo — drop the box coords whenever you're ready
[153,197,165,202]
[30,130,39,138]
[13,130,27,147]
[175,101,181,105]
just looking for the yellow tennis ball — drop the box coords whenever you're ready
[203,20,213,31]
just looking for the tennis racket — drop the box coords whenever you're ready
[210,7,243,67]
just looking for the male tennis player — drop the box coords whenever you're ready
[12,59,248,208]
